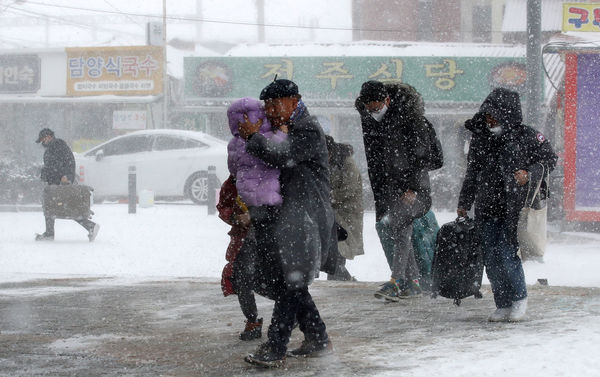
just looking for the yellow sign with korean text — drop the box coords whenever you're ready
[563,3,600,32]
[66,46,163,96]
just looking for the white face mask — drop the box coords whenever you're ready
[370,105,388,122]
[489,126,503,136]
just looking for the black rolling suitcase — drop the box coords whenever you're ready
[431,217,483,306]
[43,184,93,220]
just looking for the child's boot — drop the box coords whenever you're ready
[240,318,262,341]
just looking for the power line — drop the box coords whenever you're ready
[101,0,144,31]
[20,0,354,31]
[4,6,144,41]
[18,0,494,34]
[8,1,546,36]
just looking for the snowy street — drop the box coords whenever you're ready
[1,204,600,376]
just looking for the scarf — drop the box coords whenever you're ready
[289,100,307,124]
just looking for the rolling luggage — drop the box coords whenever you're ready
[431,216,483,306]
[43,184,93,220]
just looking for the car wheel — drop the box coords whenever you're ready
[185,171,209,204]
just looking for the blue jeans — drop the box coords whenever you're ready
[480,218,527,308]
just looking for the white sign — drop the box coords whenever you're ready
[113,110,147,130]
[147,22,164,46]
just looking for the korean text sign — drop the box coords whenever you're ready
[66,46,163,96]
[0,55,40,93]
[183,56,527,103]
[562,3,600,32]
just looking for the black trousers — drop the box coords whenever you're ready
[232,238,259,323]
[267,287,328,356]
[45,217,95,235]
[248,205,328,356]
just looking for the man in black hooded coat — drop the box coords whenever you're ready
[457,88,557,322]
[355,81,435,301]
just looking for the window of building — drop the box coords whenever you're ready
[473,5,492,43]
[418,0,434,41]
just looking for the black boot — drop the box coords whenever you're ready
[244,342,285,368]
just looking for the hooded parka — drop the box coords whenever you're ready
[356,83,433,221]
[458,88,558,230]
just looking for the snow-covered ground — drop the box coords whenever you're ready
[1,204,600,288]
[1,204,600,377]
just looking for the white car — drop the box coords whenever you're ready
[75,129,229,204]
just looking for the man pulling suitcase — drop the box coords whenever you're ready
[35,128,100,242]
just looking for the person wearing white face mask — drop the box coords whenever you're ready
[369,102,388,122]
[355,81,439,301]
[457,88,557,323]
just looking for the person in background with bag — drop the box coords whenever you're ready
[355,81,442,301]
[457,88,557,322]
[35,128,100,242]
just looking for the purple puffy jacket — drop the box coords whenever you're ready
[227,97,286,207]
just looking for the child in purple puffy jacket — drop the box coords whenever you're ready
[227,97,287,207]
[225,97,287,340]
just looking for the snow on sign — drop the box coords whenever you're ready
[0,54,40,93]
[66,46,163,96]
[113,110,147,130]
[564,53,600,221]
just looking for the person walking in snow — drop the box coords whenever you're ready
[238,78,337,368]
[222,97,287,341]
[325,134,364,281]
[35,128,100,242]
[457,87,557,322]
[217,175,261,341]
[355,81,438,300]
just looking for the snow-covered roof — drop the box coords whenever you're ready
[166,45,220,78]
[223,41,527,58]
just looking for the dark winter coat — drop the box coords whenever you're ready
[246,108,336,290]
[458,88,558,224]
[325,135,364,260]
[355,83,432,220]
[41,138,76,185]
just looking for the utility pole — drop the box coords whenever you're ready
[351,0,362,41]
[196,0,202,46]
[526,0,542,130]
[162,0,168,128]
[257,0,265,43]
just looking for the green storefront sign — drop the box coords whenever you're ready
[184,56,527,103]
